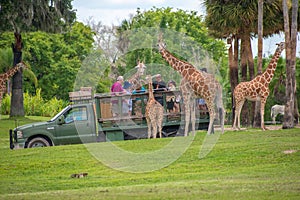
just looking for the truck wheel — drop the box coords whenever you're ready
[27,137,51,148]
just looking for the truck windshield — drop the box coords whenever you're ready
[48,106,70,122]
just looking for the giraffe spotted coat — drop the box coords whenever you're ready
[233,42,285,130]
[145,75,164,139]
[0,62,27,108]
[157,37,224,135]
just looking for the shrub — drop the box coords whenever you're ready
[1,94,11,115]
[1,89,68,117]
[42,97,68,117]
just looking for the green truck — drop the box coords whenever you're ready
[9,89,209,149]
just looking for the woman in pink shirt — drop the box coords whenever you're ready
[111,76,124,117]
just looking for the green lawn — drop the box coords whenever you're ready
[0,116,299,199]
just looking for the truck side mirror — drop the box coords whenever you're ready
[58,115,65,125]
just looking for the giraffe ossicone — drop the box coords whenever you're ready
[233,42,285,130]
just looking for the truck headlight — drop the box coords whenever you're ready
[17,130,23,139]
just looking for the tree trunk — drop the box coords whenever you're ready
[253,0,264,128]
[10,32,25,117]
[291,0,299,125]
[244,36,256,126]
[240,36,250,127]
[228,36,239,125]
[282,0,298,129]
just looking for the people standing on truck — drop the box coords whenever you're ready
[152,74,167,106]
[111,76,124,117]
[132,84,146,117]
[166,80,180,113]
[123,81,132,116]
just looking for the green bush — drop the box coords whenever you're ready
[42,97,68,117]
[24,88,44,116]
[1,89,68,117]
[0,94,11,115]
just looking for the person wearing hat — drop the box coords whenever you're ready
[152,74,167,106]
[111,76,124,117]
[166,80,180,112]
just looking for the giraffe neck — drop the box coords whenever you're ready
[0,65,21,81]
[261,46,284,84]
[159,48,192,73]
[148,81,155,101]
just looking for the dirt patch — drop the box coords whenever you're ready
[283,150,297,154]
[265,125,282,130]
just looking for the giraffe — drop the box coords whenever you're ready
[145,75,164,139]
[0,62,27,108]
[233,42,285,130]
[157,38,225,135]
[127,61,147,90]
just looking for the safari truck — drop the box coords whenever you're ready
[9,87,209,149]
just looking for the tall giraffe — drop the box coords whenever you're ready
[157,38,225,135]
[145,75,164,139]
[128,61,147,90]
[233,42,285,130]
[0,62,27,108]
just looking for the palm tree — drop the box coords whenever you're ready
[253,0,264,128]
[282,0,299,128]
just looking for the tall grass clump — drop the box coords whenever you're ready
[1,89,68,117]
[0,94,11,115]
[42,97,68,117]
[24,88,44,116]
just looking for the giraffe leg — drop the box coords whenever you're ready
[234,100,244,130]
[146,118,151,139]
[158,122,162,138]
[260,99,267,131]
[237,100,245,130]
[183,97,191,137]
[152,121,157,139]
[206,101,215,135]
[232,100,238,130]
[237,105,242,130]
[190,99,196,136]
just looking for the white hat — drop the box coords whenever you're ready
[117,76,124,81]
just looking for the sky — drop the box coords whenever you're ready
[72,0,298,57]
[72,0,205,25]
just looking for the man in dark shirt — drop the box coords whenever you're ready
[152,74,167,106]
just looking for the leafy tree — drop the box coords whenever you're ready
[117,7,227,85]
[0,22,95,100]
[0,0,76,117]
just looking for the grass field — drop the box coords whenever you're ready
[0,115,299,199]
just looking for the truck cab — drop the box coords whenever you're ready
[10,103,97,149]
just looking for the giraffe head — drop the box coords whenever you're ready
[157,40,166,52]
[16,61,28,71]
[134,61,146,76]
[157,32,166,52]
[275,42,285,52]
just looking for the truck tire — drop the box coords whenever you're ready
[27,137,51,148]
